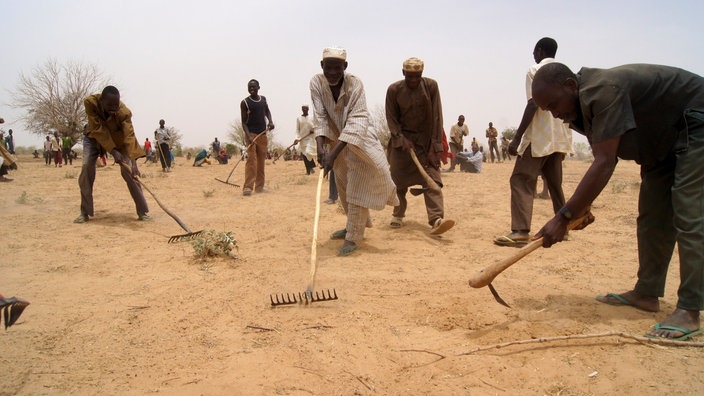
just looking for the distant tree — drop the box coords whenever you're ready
[165,126,184,156]
[11,59,107,142]
[572,141,594,161]
[370,104,391,149]
[226,121,246,155]
[501,127,517,140]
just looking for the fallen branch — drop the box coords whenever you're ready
[344,370,373,391]
[245,325,278,333]
[399,349,447,368]
[457,331,704,356]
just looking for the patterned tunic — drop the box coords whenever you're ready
[310,73,397,210]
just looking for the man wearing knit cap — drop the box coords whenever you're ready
[311,46,398,256]
[385,57,455,235]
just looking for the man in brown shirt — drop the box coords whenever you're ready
[448,115,469,172]
[386,57,454,235]
[485,122,501,162]
[75,86,149,223]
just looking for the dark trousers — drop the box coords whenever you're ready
[302,155,316,174]
[62,148,73,165]
[158,142,171,170]
[635,111,704,310]
[328,169,338,201]
[509,145,565,232]
[78,135,148,217]
[389,147,444,226]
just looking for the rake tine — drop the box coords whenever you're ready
[270,289,339,307]
[214,178,240,188]
[168,230,204,243]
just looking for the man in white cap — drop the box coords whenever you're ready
[385,57,455,235]
[311,46,398,256]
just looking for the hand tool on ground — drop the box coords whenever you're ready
[0,294,30,330]
[215,129,268,187]
[409,149,441,191]
[468,216,588,307]
[118,161,203,243]
[270,170,338,306]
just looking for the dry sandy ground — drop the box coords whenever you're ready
[1,153,703,395]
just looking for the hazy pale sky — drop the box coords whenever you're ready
[2,0,703,150]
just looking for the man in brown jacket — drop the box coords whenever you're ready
[74,86,149,223]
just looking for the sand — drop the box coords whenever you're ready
[1,154,703,395]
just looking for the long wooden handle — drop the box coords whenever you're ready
[409,149,440,191]
[223,130,269,182]
[468,217,586,288]
[306,170,325,293]
[117,161,192,233]
[273,141,297,164]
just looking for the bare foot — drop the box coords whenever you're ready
[595,290,660,312]
[647,309,701,339]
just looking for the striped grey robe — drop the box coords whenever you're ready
[310,73,398,211]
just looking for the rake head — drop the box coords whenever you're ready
[270,289,338,307]
[214,178,240,188]
[168,230,204,243]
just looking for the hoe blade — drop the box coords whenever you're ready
[1,297,30,330]
[270,289,338,307]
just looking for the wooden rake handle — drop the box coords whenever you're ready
[409,149,440,191]
[117,161,192,233]
[222,129,269,182]
[468,217,587,288]
[306,170,325,293]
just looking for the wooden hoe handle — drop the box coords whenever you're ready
[468,217,587,288]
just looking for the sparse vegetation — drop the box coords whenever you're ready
[190,230,237,259]
[203,189,215,198]
[16,191,44,205]
[501,127,517,140]
[64,170,77,179]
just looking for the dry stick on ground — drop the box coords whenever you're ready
[399,349,447,368]
[245,325,278,333]
[457,331,704,356]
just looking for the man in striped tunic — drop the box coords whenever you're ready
[311,46,398,256]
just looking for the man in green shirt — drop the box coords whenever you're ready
[532,62,704,340]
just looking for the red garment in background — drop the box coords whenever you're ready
[440,128,454,165]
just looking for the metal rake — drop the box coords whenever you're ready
[270,171,339,307]
[270,289,338,307]
[215,129,268,187]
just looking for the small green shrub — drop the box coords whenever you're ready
[190,230,237,259]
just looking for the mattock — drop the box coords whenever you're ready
[468,216,589,307]
[270,170,339,307]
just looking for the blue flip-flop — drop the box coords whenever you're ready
[595,293,659,312]
[646,323,704,341]
[330,229,347,240]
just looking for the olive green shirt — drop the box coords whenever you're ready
[84,93,144,160]
[571,64,704,166]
